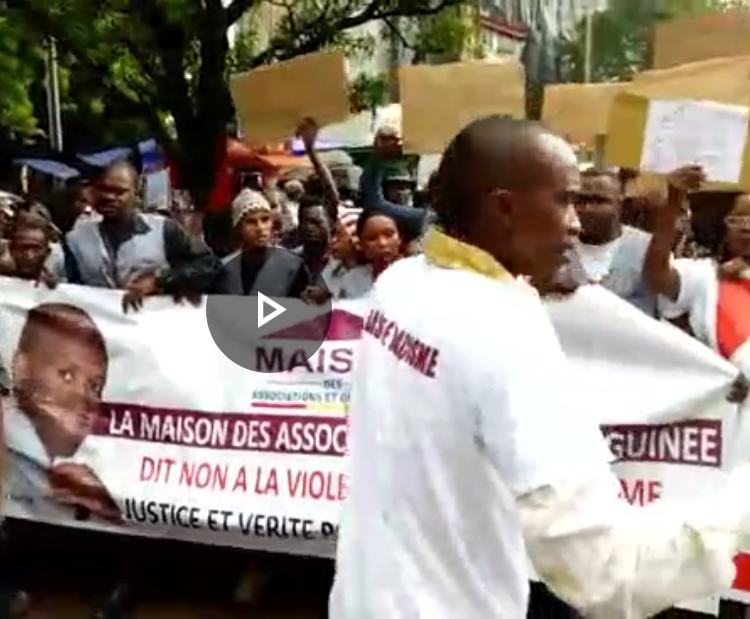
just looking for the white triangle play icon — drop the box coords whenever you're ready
[257,292,286,328]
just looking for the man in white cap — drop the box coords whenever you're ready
[211,188,312,298]
[331,116,750,618]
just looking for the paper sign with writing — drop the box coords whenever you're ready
[399,60,525,154]
[641,99,748,184]
[230,51,349,146]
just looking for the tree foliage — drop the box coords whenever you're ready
[0,14,40,135]
[349,73,391,112]
[558,0,729,83]
[346,4,476,109]
[412,5,475,63]
[5,0,466,208]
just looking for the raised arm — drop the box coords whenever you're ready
[479,289,748,618]
[643,166,705,301]
[297,118,340,224]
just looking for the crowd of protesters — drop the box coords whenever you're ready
[0,119,425,311]
[1,115,750,618]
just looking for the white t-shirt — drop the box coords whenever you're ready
[330,256,614,618]
[574,236,622,283]
[662,257,750,374]
[661,258,716,339]
[320,259,370,300]
[329,264,376,299]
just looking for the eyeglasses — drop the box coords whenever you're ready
[725,215,750,231]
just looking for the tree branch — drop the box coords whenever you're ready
[250,0,463,68]
[127,0,194,125]
[382,17,415,51]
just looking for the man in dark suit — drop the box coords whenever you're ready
[211,188,322,300]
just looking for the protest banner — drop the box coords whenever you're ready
[399,59,525,154]
[653,11,750,70]
[229,50,350,146]
[2,278,750,609]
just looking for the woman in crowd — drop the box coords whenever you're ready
[334,210,403,299]
[643,167,750,376]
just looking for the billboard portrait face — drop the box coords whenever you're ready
[12,303,109,459]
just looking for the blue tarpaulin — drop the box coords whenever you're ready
[15,139,164,180]
[14,158,81,180]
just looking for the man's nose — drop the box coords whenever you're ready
[565,203,582,237]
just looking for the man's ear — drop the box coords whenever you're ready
[481,190,515,232]
[12,351,28,387]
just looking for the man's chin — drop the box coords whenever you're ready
[52,436,86,459]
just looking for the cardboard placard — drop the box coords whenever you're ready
[654,10,750,70]
[629,55,750,106]
[230,51,349,146]
[604,92,750,191]
[399,60,525,154]
[542,82,626,144]
[541,57,750,144]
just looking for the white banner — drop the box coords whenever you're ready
[1,278,749,608]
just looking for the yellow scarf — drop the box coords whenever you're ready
[422,226,511,281]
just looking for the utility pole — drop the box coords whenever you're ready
[44,37,63,151]
[582,10,605,167]
[583,11,593,83]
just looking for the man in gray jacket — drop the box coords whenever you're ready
[562,167,659,317]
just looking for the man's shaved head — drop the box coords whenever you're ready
[537,132,579,168]
[433,116,577,237]
[431,115,581,284]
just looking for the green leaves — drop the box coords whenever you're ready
[413,5,473,63]
[4,0,466,206]
[559,0,726,83]
[349,72,389,112]
[0,12,42,134]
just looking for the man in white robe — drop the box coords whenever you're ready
[330,117,750,618]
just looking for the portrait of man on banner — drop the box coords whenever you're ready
[1,302,121,524]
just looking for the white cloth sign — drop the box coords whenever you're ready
[640,99,748,183]
[0,278,748,608]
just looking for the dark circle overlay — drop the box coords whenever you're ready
[205,247,333,374]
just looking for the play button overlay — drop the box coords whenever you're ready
[205,246,333,373]
[257,292,286,328]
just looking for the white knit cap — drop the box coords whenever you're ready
[338,204,362,234]
[231,189,272,227]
